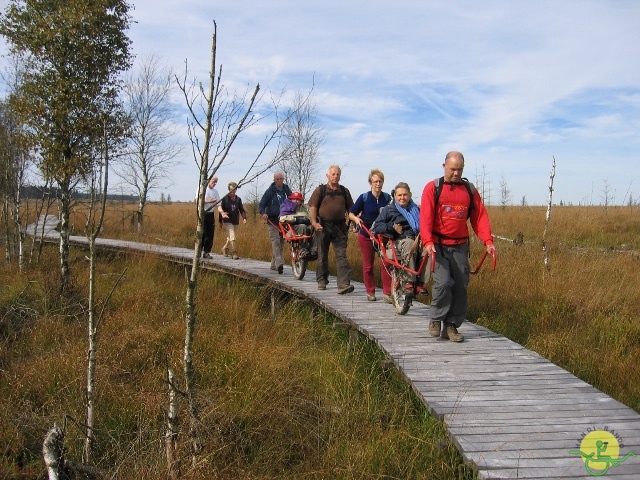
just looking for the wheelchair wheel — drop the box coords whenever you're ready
[290,244,307,280]
[390,268,412,315]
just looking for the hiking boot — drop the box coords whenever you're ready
[367,293,376,301]
[221,246,230,257]
[231,251,239,260]
[428,321,441,337]
[442,323,464,342]
[337,285,354,295]
[317,282,327,291]
[383,294,393,304]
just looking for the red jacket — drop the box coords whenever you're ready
[420,180,493,246]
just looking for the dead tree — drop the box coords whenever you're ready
[175,20,295,469]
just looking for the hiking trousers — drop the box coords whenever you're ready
[316,221,351,287]
[430,242,470,328]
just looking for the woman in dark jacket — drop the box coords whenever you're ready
[371,182,426,294]
[219,182,247,260]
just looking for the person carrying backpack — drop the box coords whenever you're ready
[348,168,393,303]
[420,151,496,342]
[308,165,355,294]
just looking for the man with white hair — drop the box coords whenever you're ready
[308,165,355,294]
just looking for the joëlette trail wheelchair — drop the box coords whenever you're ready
[270,220,316,280]
[359,224,433,314]
[359,224,497,315]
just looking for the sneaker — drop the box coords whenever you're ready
[416,285,427,295]
[270,266,277,271]
[404,283,414,295]
[231,252,239,260]
[277,265,283,274]
[337,285,355,295]
[309,250,318,260]
[428,321,441,337]
[367,293,376,301]
[383,294,393,304]
[221,246,230,257]
[317,282,327,291]
[442,323,464,342]
[299,248,309,259]
[202,252,213,259]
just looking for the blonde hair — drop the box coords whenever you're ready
[368,169,384,183]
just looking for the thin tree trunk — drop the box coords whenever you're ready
[59,181,72,291]
[2,197,10,263]
[84,235,97,463]
[542,156,556,273]
[165,368,180,478]
[84,124,111,463]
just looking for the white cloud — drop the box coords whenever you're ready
[1,0,639,204]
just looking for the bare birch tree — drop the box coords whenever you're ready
[542,156,556,272]
[120,54,182,234]
[277,90,324,198]
[174,21,293,468]
[0,56,35,269]
[80,108,128,463]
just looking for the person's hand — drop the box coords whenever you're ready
[426,244,436,255]
[262,213,268,221]
[393,223,402,234]
[242,218,247,224]
[486,243,496,255]
[312,221,323,232]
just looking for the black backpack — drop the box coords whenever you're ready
[316,183,348,208]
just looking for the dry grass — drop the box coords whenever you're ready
[0,224,471,478]
[471,205,640,412]
[3,201,639,478]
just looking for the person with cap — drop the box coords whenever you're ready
[219,182,247,260]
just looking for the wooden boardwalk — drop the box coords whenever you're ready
[30,216,640,479]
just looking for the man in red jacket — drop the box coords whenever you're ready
[420,151,496,342]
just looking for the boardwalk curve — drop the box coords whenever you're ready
[29,216,640,479]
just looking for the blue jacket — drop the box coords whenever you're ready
[259,183,292,220]
[372,202,419,240]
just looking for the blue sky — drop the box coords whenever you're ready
[2,0,639,205]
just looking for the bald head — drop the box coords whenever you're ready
[443,151,465,183]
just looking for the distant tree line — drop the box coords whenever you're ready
[20,184,139,203]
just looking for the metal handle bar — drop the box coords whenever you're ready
[470,249,497,275]
[358,224,435,275]
[267,219,314,242]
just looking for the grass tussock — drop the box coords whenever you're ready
[0,246,471,479]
